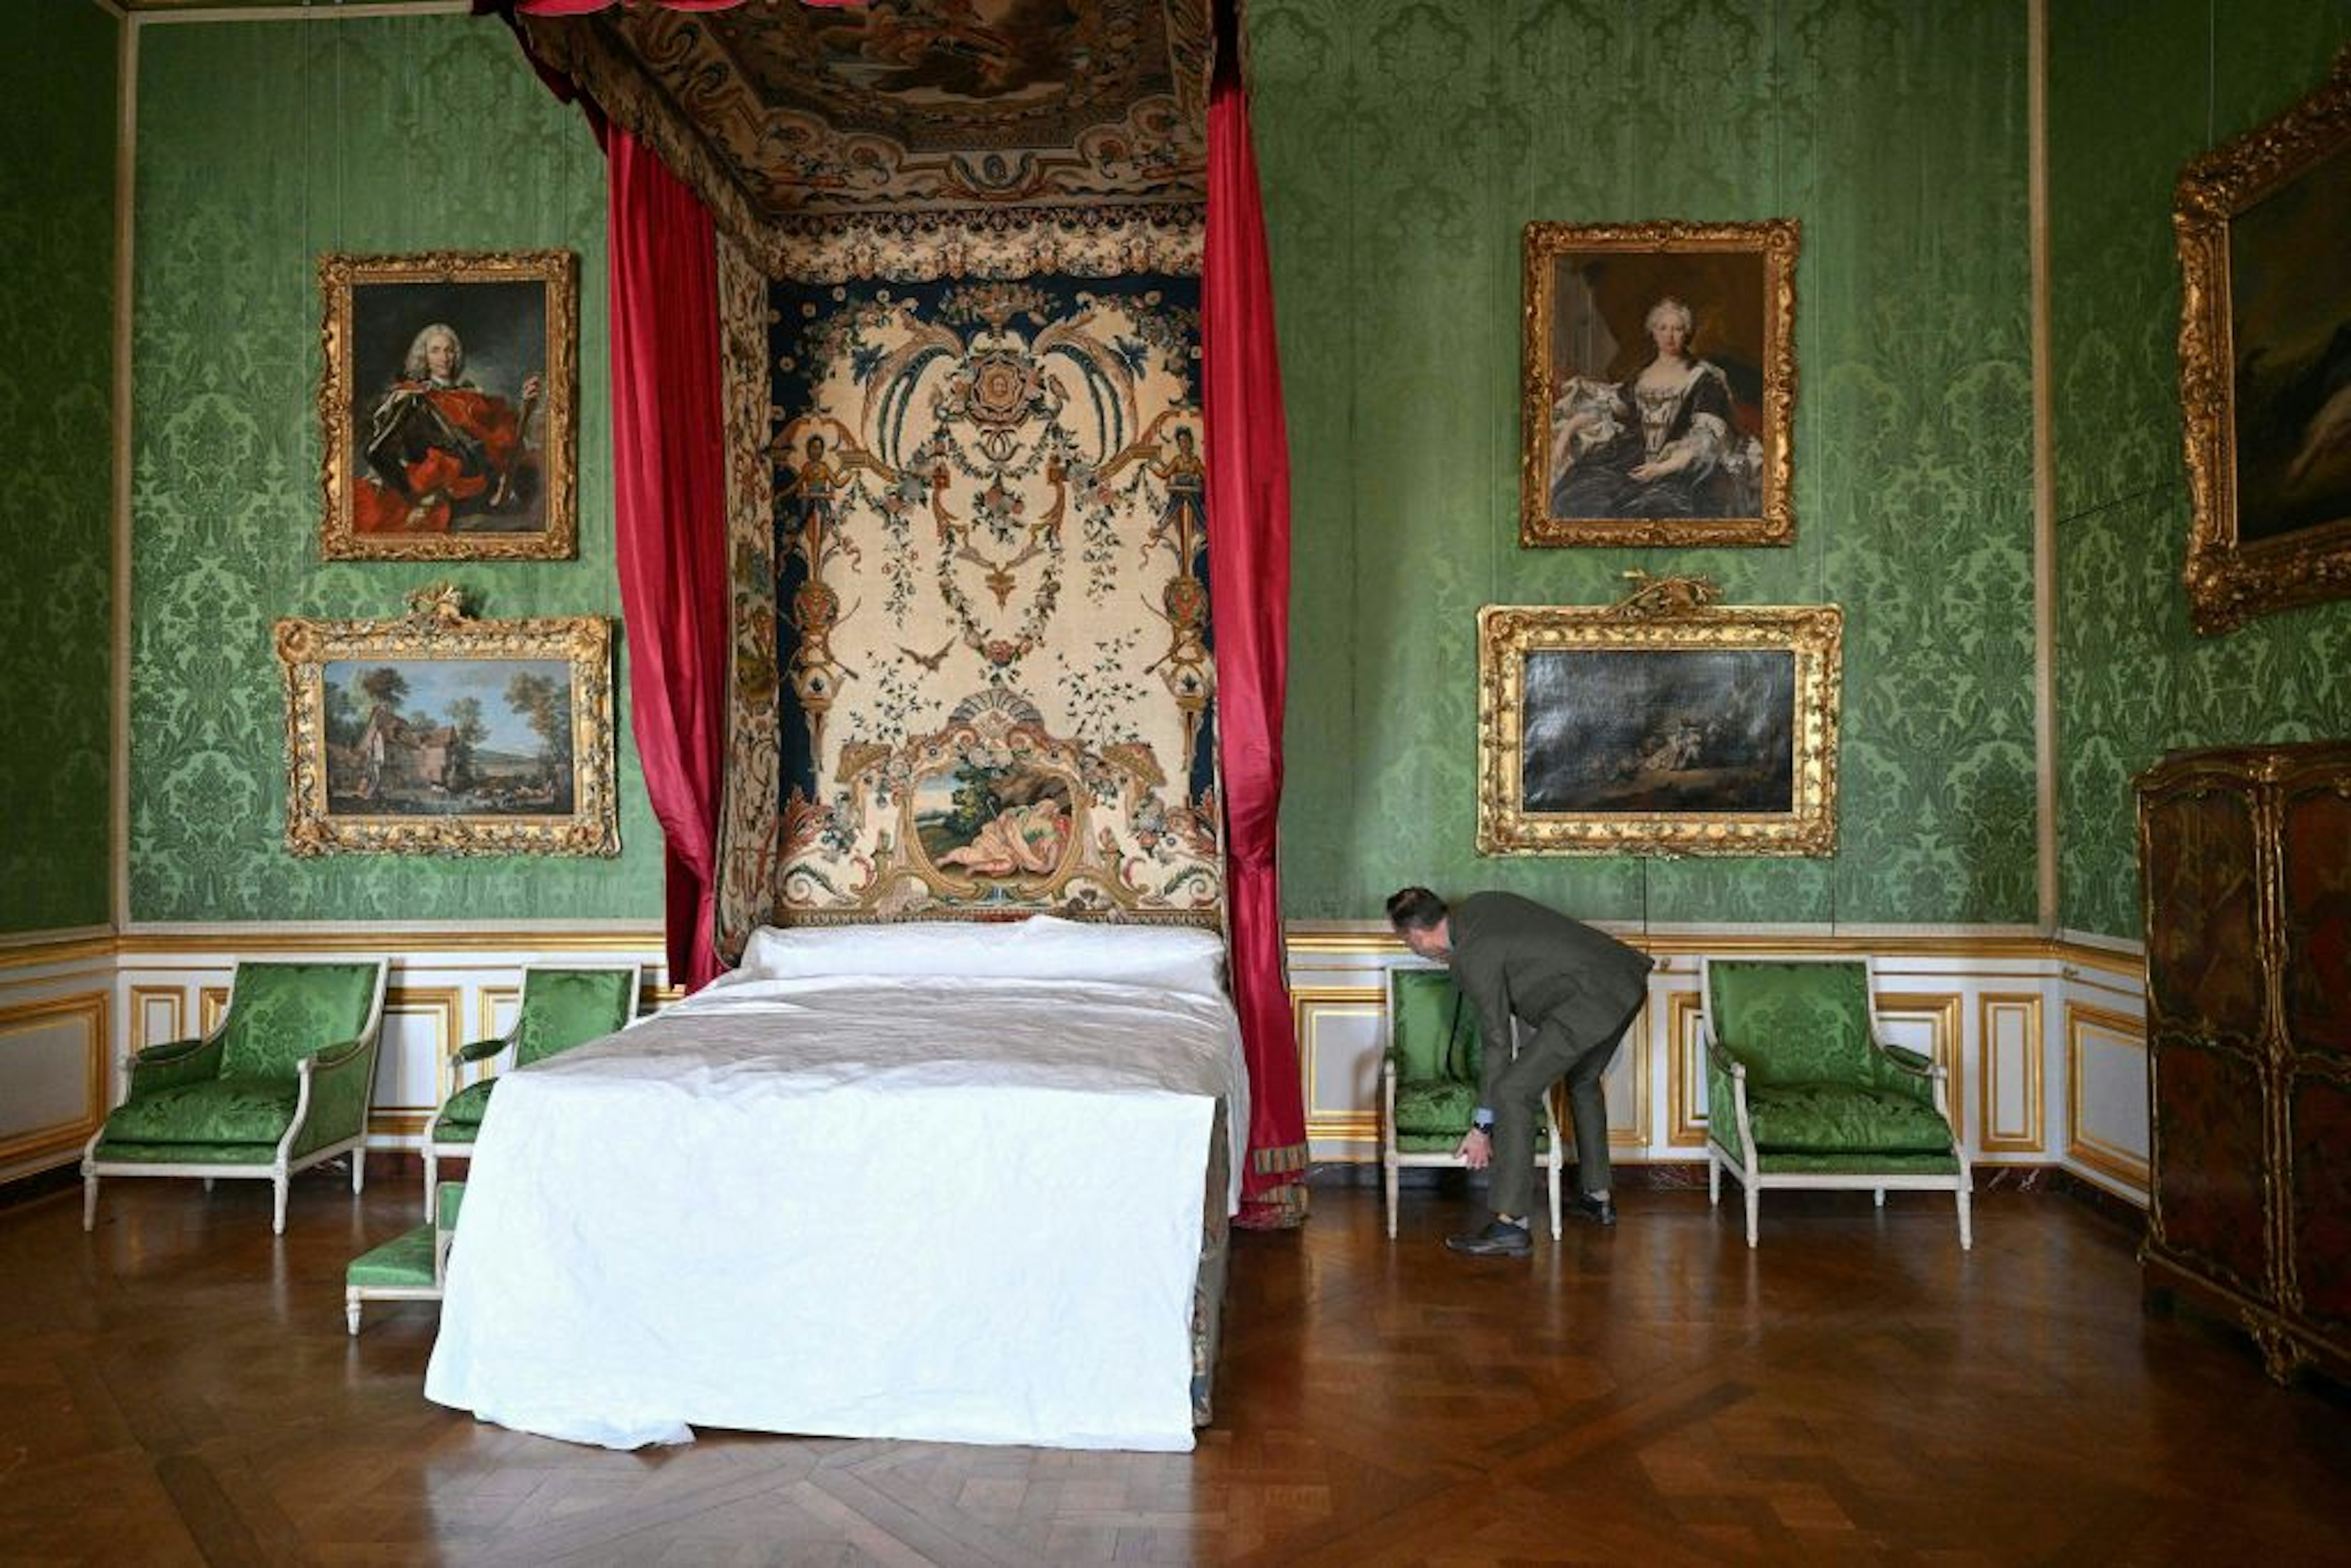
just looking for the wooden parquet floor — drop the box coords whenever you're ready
[4,1166,2350,1565]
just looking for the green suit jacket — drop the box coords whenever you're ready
[1448,891,1654,1108]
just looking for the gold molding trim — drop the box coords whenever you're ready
[1520,219,1800,549]
[1610,999,1652,1149]
[1667,989,1708,1147]
[1880,991,1965,1146]
[2175,47,2351,634]
[1978,992,2046,1154]
[1292,985,1383,1144]
[2067,1001,2151,1188]
[0,933,116,971]
[128,984,187,1053]
[0,991,110,1165]
[378,985,462,1120]
[199,986,229,1035]
[1477,598,1842,857]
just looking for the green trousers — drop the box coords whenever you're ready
[1487,1002,1641,1219]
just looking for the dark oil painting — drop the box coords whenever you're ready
[1520,648,1794,816]
[2228,138,2351,548]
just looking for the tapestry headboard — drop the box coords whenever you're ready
[715,216,1223,950]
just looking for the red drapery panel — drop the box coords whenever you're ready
[1205,52,1308,1228]
[607,127,730,992]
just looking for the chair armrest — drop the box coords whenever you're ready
[1878,1041,1939,1077]
[453,1036,511,1066]
[291,1037,376,1156]
[1700,1024,1750,1164]
[126,1035,223,1095]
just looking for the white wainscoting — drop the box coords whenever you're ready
[0,932,114,1186]
[1286,923,2151,1206]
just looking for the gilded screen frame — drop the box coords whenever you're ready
[274,585,618,857]
[1521,219,1799,549]
[2176,48,2351,634]
[318,249,579,562]
[1477,587,1841,857]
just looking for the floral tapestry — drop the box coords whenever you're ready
[762,271,1220,925]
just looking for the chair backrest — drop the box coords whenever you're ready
[513,965,640,1067]
[216,961,386,1081]
[1388,966,1487,1084]
[1703,959,1878,1089]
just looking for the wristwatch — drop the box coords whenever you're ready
[1471,1119,1494,1137]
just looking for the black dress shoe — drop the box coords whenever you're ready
[1445,1219,1532,1257]
[1568,1192,1617,1228]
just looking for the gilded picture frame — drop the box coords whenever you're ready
[274,585,618,857]
[1522,219,1799,549]
[318,250,578,561]
[1477,578,1841,857]
[2177,47,2351,634]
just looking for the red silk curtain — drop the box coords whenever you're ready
[606,127,730,992]
[1205,48,1308,1228]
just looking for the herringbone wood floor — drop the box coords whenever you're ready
[5,1165,2349,1565]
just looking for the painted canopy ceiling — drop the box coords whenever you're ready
[524,1,1213,219]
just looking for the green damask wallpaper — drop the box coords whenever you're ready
[1250,0,2036,925]
[2050,0,2351,939]
[130,14,660,923]
[0,3,116,934]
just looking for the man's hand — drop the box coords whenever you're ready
[1456,1127,1493,1169]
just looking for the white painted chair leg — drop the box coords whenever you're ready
[424,1147,439,1223]
[1874,1187,1886,1208]
[1547,1154,1563,1240]
[82,1175,98,1232]
[347,1297,362,1336]
[1707,1153,1720,1206]
[1383,1158,1398,1239]
[203,1177,216,1193]
[351,1149,365,1195]
[1744,1185,1760,1248]
[272,1174,290,1236]
[1959,1188,1973,1250]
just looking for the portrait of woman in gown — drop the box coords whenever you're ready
[1546,296,1762,522]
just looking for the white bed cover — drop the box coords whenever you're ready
[423,967,1247,1452]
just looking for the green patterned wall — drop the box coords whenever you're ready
[0,3,116,934]
[130,14,660,923]
[1250,1,2037,926]
[2050,0,2351,939]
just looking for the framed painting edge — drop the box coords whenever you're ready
[273,587,618,857]
[1520,218,1800,550]
[317,249,580,563]
[2177,46,2351,634]
[1475,588,1842,858]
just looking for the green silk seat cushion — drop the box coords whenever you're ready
[347,1226,438,1289]
[1393,1078,1479,1138]
[217,962,381,1081]
[431,1079,497,1141]
[90,1140,280,1165]
[515,968,637,1067]
[437,1182,465,1231]
[103,1076,298,1145]
[1745,1083,1953,1154]
[1749,1150,1961,1175]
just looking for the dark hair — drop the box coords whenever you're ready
[1385,886,1447,932]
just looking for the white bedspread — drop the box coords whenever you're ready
[422,973,1247,1452]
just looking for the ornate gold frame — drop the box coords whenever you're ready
[1477,576,1840,857]
[1521,219,1799,548]
[2177,48,2351,634]
[318,250,578,561]
[274,585,618,857]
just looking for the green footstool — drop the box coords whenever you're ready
[346,1181,464,1334]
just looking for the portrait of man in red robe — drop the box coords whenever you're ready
[351,321,542,535]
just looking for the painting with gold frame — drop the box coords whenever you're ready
[2177,48,2351,634]
[318,250,577,561]
[1477,579,1840,857]
[1521,219,1798,549]
[274,585,618,857]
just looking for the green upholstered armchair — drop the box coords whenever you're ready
[1381,965,1563,1240]
[81,959,389,1235]
[424,964,639,1218]
[1700,958,1973,1249]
